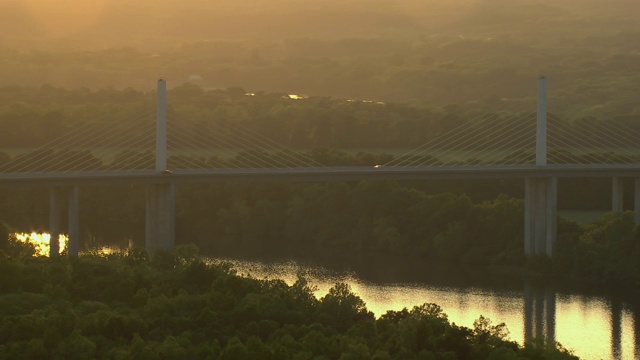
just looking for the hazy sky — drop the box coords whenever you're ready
[1,0,637,103]
[0,0,478,49]
[3,0,637,51]
[20,0,108,36]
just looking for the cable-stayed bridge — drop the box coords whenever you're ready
[2,77,640,258]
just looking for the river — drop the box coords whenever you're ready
[14,232,636,359]
[208,253,639,360]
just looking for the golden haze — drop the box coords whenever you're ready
[22,0,107,36]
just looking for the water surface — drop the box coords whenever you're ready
[211,255,639,360]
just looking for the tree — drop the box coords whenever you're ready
[316,283,373,332]
[219,337,249,360]
[54,331,97,360]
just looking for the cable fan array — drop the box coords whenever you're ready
[384,103,640,168]
[1,101,639,174]
[384,102,538,167]
[0,107,156,174]
[0,107,323,174]
[547,115,640,165]
[165,111,323,169]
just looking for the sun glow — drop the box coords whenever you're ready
[22,0,107,37]
[14,232,68,257]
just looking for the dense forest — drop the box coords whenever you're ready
[2,174,640,288]
[0,235,579,359]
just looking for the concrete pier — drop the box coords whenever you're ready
[611,177,640,224]
[145,183,175,252]
[49,185,81,257]
[524,177,557,257]
[612,177,624,214]
[49,186,61,257]
[67,185,80,257]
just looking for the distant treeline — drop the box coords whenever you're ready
[1,177,639,287]
[0,237,579,359]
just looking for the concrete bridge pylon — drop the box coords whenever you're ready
[145,183,175,252]
[524,177,557,257]
[525,76,557,258]
[145,78,176,253]
[48,185,80,257]
[49,187,60,257]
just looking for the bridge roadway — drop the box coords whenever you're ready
[1,164,640,186]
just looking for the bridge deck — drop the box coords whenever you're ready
[2,164,640,187]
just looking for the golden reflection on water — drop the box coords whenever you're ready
[12,232,125,257]
[5,245,630,359]
[215,257,639,360]
[556,295,636,360]
[14,232,68,256]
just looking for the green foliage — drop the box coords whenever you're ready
[54,330,97,360]
[316,283,373,332]
[557,212,640,285]
[0,221,8,246]
[0,225,36,259]
[471,316,514,358]
[0,250,578,359]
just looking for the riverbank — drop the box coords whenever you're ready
[0,244,580,359]
[209,247,640,307]
[205,250,639,359]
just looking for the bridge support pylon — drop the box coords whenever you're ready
[145,77,176,252]
[524,177,557,257]
[49,185,80,257]
[525,76,556,258]
[612,177,640,224]
[612,177,624,214]
[635,178,640,224]
[145,183,175,252]
[67,186,80,257]
[49,187,61,257]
